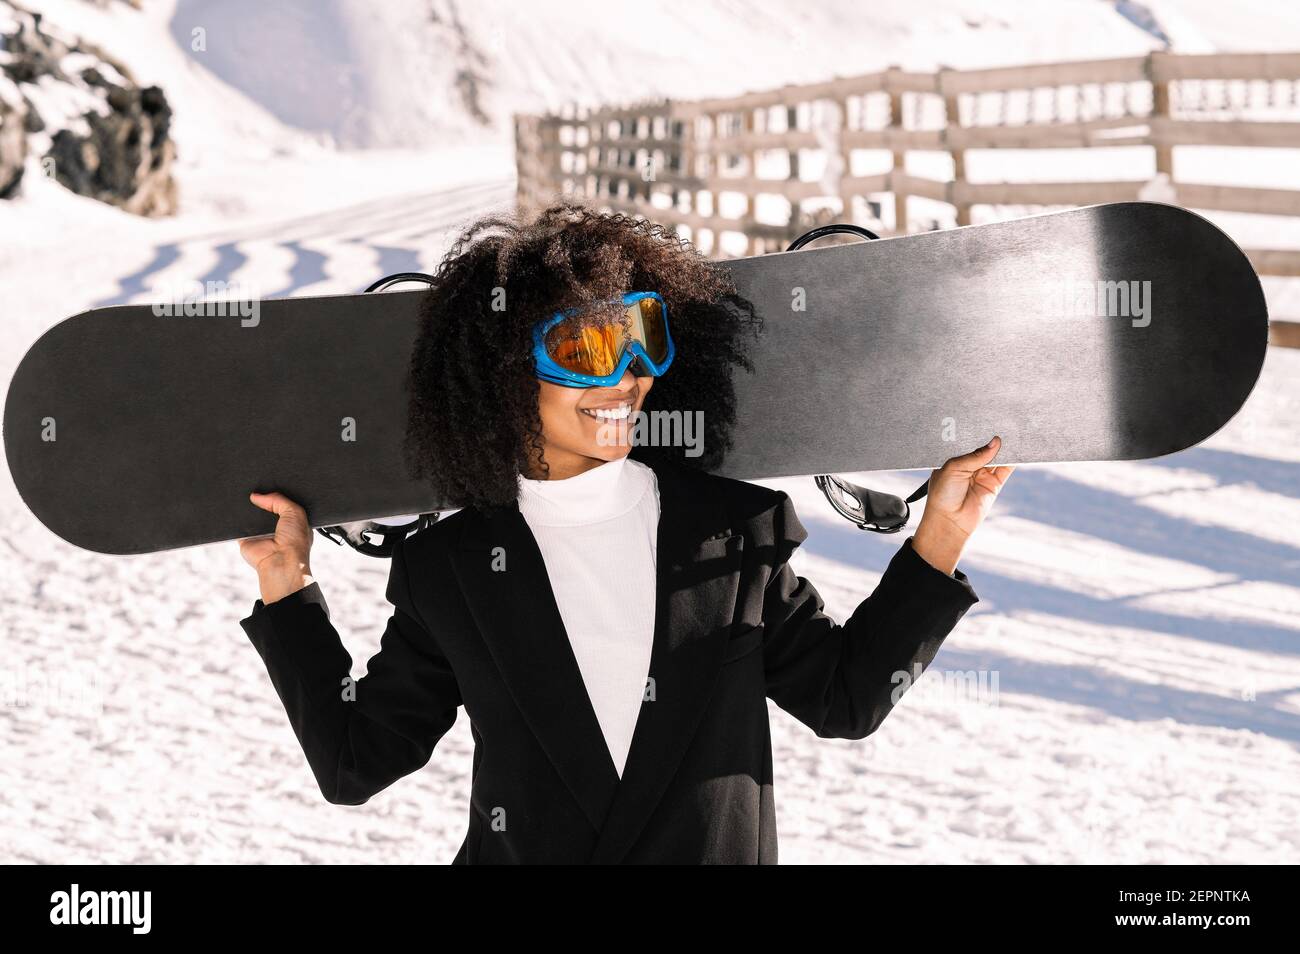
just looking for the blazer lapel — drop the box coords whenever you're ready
[590,454,744,864]
[449,502,620,834]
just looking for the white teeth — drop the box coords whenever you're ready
[583,404,632,421]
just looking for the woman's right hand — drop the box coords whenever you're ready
[239,492,315,604]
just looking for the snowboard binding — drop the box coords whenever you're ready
[814,474,930,534]
[786,224,929,533]
[314,271,445,558]
[317,513,441,557]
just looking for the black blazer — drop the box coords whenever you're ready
[241,453,979,864]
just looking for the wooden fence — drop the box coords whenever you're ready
[515,51,1300,346]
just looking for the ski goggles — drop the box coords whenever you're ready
[532,291,675,388]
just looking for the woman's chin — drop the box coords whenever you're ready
[584,443,633,462]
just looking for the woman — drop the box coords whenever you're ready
[239,203,1012,864]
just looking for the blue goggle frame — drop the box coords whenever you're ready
[532,291,675,388]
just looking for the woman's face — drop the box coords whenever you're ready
[533,369,654,479]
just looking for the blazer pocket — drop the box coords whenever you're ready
[722,624,765,664]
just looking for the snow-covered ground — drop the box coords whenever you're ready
[2,0,1298,864]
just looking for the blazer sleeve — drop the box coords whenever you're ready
[761,491,979,740]
[240,537,461,805]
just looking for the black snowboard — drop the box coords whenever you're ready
[3,202,1268,554]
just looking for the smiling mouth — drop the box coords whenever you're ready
[580,403,633,422]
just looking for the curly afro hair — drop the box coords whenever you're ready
[404,201,761,513]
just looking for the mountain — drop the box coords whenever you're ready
[30,0,1171,152]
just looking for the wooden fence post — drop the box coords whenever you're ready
[886,66,908,234]
[839,96,853,230]
[786,102,801,247]
[743,106,760,254]
[941,71,971,227]
[1149,52,1175,181]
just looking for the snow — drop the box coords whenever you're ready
[2,0,1299,864]
[1140,0,1300,53]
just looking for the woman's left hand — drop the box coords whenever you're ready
[911,436,1014,575]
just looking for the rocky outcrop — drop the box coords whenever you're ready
[47,82,176,215]
[0,83,25,197]
[0,1,177,214]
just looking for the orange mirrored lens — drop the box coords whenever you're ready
[631,297,668,364]
[545,316,623,376]
[544,297,667,376]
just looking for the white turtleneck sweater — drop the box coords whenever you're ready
[517,456,660,777]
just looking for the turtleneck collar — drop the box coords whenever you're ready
[517,456,654,527]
